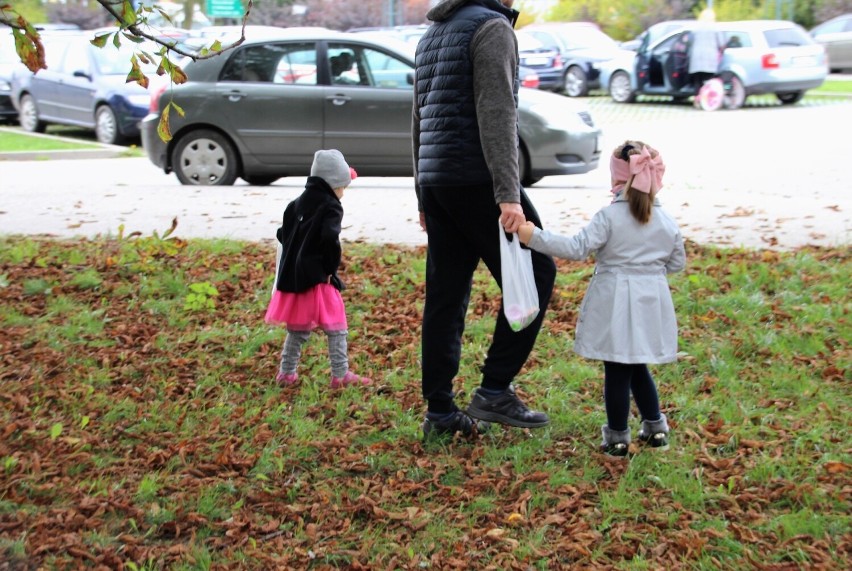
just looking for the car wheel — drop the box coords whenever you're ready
[722,74,746,110]
[564,66,589,97]
[172,129,239,186]
[19,94,46,133]
[609,70,636,103]
[95,106,124,145]
[775,91,804,105]
[519,144,541,187]
[242,175,280,186]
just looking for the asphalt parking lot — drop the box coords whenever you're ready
[1,95,849,251]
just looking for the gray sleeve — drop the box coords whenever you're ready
[412,78,422,210]
[471,18,520,205]
[666,228,687,274]
[528,210,610,260]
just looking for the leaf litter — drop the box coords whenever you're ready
[0,235,849,569]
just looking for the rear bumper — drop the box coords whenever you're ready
[140,114,170,173]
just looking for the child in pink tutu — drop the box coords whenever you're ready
[265,149,371,389]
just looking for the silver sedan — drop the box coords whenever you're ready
[140,27,601,186]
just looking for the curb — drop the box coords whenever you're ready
[0,127,129,161]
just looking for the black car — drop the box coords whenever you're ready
[10,30,156,144]
[520,22,623,96]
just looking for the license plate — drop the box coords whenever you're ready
[792,55,816,67]
[522,56,550,66]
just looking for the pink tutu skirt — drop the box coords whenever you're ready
[265,283,348,331]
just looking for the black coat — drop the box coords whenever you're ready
[275,176,344,293]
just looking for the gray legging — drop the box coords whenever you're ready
[279,329,349,379]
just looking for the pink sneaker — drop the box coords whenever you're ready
[330,371,372,389]
[276,372,298,386]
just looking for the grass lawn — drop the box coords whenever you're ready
[0,128,102,152]
[0,231,849,569]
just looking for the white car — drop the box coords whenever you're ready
[602,20,828,108]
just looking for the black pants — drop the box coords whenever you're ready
[420,184,556,414]
[603,361,662,431]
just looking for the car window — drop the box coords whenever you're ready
[813,18,852,35]
[220,43,317,85]
[719,31,752,48]
[94,41,161,75]
[525,31,561,52]
[562,27,619,50]
[763,26,814,48]
[516,32,543,52]
[61,40,91,76]
[329,43,413,89]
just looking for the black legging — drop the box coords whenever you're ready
[603,362,662,431]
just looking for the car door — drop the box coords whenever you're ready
[321,41,415,175]
[21,35,69,121]
[215,42,324,167]
[54,38,98,127]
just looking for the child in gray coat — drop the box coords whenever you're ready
[519,140,686,457]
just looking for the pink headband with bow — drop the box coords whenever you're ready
[610,146,665,194]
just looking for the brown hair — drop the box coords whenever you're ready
[613,140,656,225]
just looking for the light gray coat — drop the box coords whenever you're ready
[527,194,686,363]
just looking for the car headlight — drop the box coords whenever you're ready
[0,79,11,93]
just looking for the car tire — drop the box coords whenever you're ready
[172,129,239,186]
[722,74,746,110]
[564,65,589,97]
[775,91,804,105]
[95,105,125,145]
[609,71,636,103]
[242,175,280,186]
[519,144,541,187]
[19,94,46,133]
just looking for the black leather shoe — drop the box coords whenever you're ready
[421,411,487,440]
[466,385,549,428]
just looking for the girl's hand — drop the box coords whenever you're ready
[518,221,536,245]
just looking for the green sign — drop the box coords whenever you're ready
[206,0,244,19]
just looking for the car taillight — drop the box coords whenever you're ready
[149,82,168,113]
[554,54,563,67]
[522,72,540,89]
[761,53,779,69]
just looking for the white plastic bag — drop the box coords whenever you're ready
[498,220,539,332]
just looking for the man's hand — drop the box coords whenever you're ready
[499,202,525,233]
[419,211,427,232]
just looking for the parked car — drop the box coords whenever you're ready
[603,20,828,108]
[810,13,852,72]
[1,36,21,123]
[519,22,623,96]
[11,30,159,143]
[140,28,602,187]
[516,30,565,92]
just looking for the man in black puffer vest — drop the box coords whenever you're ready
[412,0,557,439]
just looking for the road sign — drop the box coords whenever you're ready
[206,0,244,19]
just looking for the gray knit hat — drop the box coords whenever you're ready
[310,149,354,189]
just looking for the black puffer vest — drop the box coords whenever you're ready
[415,2,510,187]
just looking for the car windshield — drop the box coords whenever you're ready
[567,27,619,50]
[95,41,161,75]
[763,26,815,47]
[516,32,544,51]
